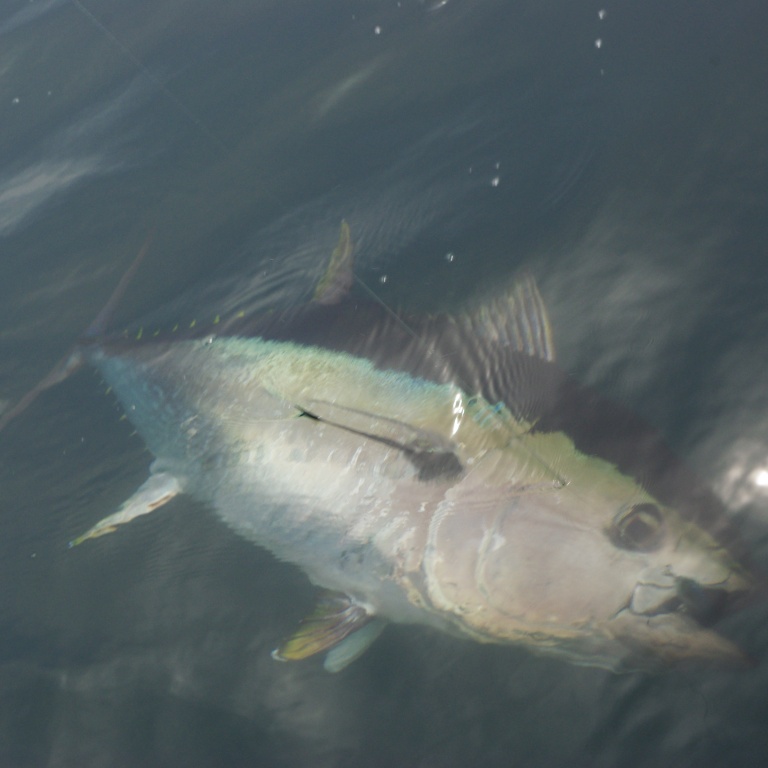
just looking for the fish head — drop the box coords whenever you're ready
[421,429,754,671]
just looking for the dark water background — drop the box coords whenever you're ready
[1,1,767,766]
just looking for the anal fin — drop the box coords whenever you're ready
[69,471,181,547]
[272,590,381,670]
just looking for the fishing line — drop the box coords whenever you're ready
[354,275,424,347]
[69,0,432,356]
[70,0,226,150]
[678,673,722,755]
[73,0,489,406]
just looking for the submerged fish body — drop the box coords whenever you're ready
[5,225,755,672]
[85,326,751,671]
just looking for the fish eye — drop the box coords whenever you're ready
[609,503,665,552]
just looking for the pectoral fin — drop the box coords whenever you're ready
[69,470,182,547]
[298,399,463,480]
[272,590,383,671]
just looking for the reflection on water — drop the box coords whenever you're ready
[0,0,766,766]
[0,75,151,237]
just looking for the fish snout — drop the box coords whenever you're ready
[631,571,750,626]
[618,564,755,668]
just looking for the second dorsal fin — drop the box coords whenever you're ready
[313,220,354,305]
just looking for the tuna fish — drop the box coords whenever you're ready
[1,223,755,672]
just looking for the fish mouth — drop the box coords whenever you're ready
[612,569,754,667]
[631,573,747,626]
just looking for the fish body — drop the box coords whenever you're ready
[90,337,465,631]
[4,225,755,672]
[76,276,752,670]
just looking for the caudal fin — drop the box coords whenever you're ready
[0,231,154,433]
[83,228,155,339]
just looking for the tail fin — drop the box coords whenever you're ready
[83,228,155,338]
[0,231,154,433]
